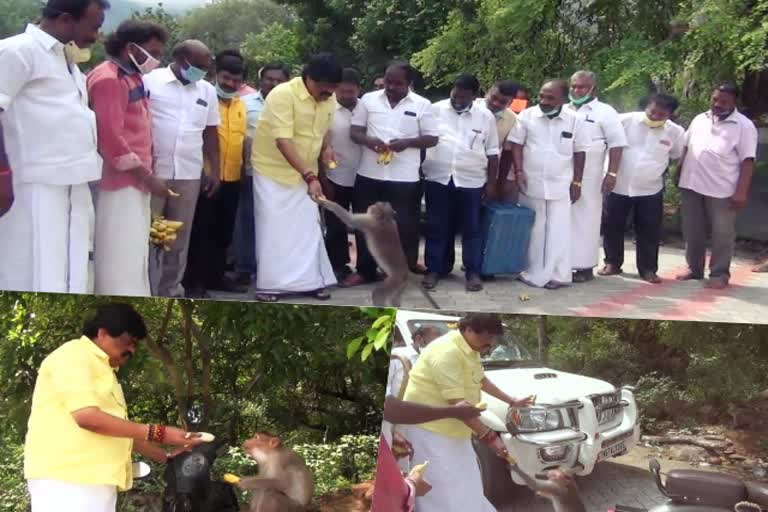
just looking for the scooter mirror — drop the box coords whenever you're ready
[133,461,151,479]
[649,459,661,473]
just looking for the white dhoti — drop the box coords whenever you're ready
[518,193,572,288]
[405,426,496,512]
[94,186,151,297]
[28,479,117,512]
[252,173,336,293]
[0,182,93,293]
[570,172,604,270]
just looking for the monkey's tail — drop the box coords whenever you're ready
[417,285,441,310]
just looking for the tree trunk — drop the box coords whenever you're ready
[537,315,550,364]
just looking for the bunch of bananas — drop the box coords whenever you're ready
[149,216,184,251]
[377,149,394,165]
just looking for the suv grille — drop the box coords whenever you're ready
[591,391,622,425]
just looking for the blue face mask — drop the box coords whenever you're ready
[181,60,207,83]
[216,83,238,99]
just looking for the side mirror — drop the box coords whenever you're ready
[649,459,661,473]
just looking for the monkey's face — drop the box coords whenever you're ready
[243,432,282,463]
[367,202,396,221]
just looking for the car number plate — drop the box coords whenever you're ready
[598,441,626,461]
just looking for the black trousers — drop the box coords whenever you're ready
[324,182,355,273]
[184,181,240,290]
[603,191,663,274]
[353,174,422,280]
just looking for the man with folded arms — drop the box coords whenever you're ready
[24,303,206,512]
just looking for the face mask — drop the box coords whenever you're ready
[540,105,562,118]
[452,101,471,114]
[714,109,734,120]
[64,42,91,64]
[642,114,666,129]
[216,83,238,99]
[569,89,594,107]
[181,60,207,83]
[128,44,160,74]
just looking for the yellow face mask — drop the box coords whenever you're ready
[64,42,92,64]
[642,114,665,129]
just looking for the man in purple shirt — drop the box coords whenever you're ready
[676,83,758,289]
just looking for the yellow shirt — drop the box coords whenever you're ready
[402,330,485,439]
[205,96,247,182]
[24,337,134,490]
[251,77,337,186]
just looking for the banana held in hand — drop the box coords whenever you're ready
[197,432,215,442]
[377,149,394,165]
[327,160,337,170]
[476,401,488,411]
[411,461,429,478]
[223,473,241,484]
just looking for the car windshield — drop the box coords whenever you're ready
[405,319,538,367]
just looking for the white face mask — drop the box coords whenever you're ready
[128,43,160,74]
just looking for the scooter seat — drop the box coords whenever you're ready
[665,469,747,506]
[746,481,768,507]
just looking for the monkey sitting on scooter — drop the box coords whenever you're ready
[237,432,314,512]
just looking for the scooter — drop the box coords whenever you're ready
[621,459,768,512]
[161,400,240,512]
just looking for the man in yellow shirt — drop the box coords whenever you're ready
[24,303,206,511]
[184,49,248,298]
[250,53,341,302]
[402,313,533,512]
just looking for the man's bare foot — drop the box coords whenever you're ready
[598,264,622,276]
[675,270,704,281]
[641,271,662,284]
[704,276,729,289]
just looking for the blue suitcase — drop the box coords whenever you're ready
[480,201,535,276]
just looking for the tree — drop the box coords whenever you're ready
[178,0,295,54]
[0,0,38,39]
[241,22,303,73]
[132,3,183,60]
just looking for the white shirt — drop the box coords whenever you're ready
[0,24,101,185]
[351,89,439,182]
[241,90,265,176]
[327,102,362,187]
[143,66,220,180]
[507,105,590,200]
[422,100,499,188]
[566,99,627,180]
[613,112,685,197]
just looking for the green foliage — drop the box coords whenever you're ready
[179,0,295,54]
[0,0,38,39]
[131,3,184,61]
[0,439,27,512]
[347,308,397,362]
[241,22,303,73]
[294,434,378,494]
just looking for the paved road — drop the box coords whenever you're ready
[213,239,768,324]
[500,461,666,512]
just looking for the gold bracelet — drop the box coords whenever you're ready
[607,172,617,178]
[572,181,582,188]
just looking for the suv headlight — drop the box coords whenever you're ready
[507,407,563,433]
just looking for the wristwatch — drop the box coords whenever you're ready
[572,181,583,188]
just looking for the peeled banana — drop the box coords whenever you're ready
[327,160,338,170]
[149,216,184,251]
[223,473,240,484]
[377,149,394,165]
[411,461,429,478]
[476,401,488,411]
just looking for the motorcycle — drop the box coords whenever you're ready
[161,399,240,512]
[613,459,768,512]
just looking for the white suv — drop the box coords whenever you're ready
[393,310,641,505]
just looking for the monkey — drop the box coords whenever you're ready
[507,464,587,512]
[317,198,440,309]
[237,432,314,512]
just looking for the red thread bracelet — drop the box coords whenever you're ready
[0,167,11,176]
